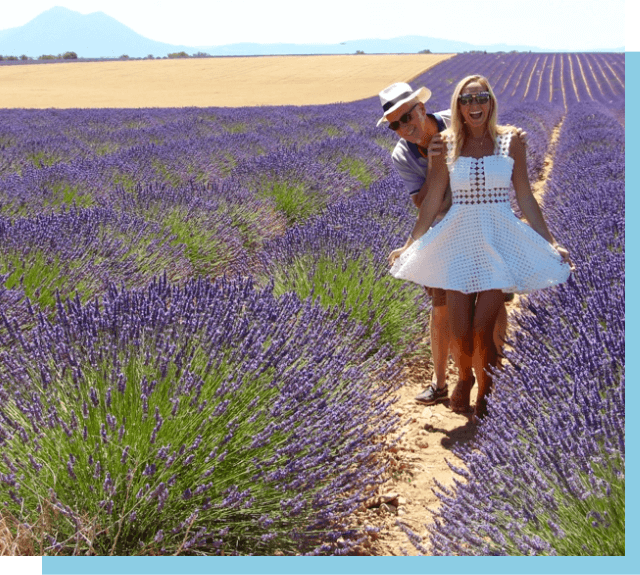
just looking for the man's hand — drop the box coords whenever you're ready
[515,127,528,147]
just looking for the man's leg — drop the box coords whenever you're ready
[493,302,507,360]
[493,293,514,362]
[415,288,450,404]
[430,288,449,388]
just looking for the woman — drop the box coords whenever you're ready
[388,75,572,421]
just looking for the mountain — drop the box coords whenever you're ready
[0,7,624,59]
[198,37,544,57]
[0,6,193,58]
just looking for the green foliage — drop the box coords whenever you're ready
[479,451,625,556]
[163,208,236,278]
[26,150,60,168]
[1,251,77,309]
[542,457,624,556]
[337,157,377,188]
[63,52,78,60]
[258,181,322,225]
[168,52,189,59]
[0,281,395,555]
[271,251,425,356]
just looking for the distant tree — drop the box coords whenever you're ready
[63,51,78,60]
[146,54,154,59]
[120,54,130,60]
[168,51,189,58]
[355,50,365,54]
[38,54,57,60]
[0,55,4,61]
[192,52,210,58]
[419,49,432,54]
[20,54,29,60]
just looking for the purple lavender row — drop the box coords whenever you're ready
[401,53,624,112]
[0,105,386,296]
[420,102,624,556]
[0,274,401,555]
[0,105,380,178]
[0,206,192,307]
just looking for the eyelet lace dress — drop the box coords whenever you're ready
[390,131,571,294]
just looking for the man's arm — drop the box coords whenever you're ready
[391,147,426,208]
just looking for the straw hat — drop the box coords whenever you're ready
[376,82,431,127]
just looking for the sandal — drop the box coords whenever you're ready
[415,384,448,405]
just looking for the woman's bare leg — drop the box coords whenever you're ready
[446,290,475,412]
[472,290,505,419]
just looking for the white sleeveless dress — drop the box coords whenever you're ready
[390,131,571,294]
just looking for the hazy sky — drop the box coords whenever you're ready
[1,0,628,50]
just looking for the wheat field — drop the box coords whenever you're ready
[0,54,454,108]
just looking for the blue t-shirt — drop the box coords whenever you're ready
[391,110,451,197]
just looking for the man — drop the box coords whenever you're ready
[377,82,510,406]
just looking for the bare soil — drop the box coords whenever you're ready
[0,54,453,109]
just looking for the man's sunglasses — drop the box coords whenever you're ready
[458,92,491,106]
[387,103,420,130]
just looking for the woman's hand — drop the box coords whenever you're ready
[554,244,575,270]
[388,246,408,266]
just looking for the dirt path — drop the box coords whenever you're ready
[356,120,565,556]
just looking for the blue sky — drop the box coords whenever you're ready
[1,0,626,50]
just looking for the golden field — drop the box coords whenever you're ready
[0,54,454,108]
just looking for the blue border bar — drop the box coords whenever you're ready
[624,50,635,569]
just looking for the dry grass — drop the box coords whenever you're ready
[0,54,454,109]
[0,513,38,556]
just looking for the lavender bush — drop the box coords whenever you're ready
[258,174,428,356]
[0,207,191,308]
[0,275,401,555]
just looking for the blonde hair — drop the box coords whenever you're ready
[445,75,509,163]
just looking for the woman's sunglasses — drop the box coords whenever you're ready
[387,103,419,130]
[458,92,491,106]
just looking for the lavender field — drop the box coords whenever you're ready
[0,52,625,555]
